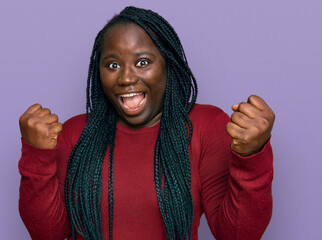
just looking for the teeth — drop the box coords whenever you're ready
[119,92,143,98]
[122,97,146,110]
[119,92,146,110]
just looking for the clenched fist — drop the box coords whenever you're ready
[19,104,63,149]
[226,95,275,157]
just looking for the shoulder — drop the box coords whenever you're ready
[189,103,229,125]
[63,113,87,129]
[188,103,231,141]
[61,114,87,146]
[188,104,232,169]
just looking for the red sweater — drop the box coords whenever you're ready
[18,104,273,240]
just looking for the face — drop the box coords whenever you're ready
[99,22,167,130]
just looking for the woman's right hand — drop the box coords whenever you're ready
[19,104,63,149]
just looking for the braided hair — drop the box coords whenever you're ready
[65,6,198,240]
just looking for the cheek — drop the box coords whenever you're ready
[158,69,167,92]
[149,67,167,88]
[100,69,114,94]
[159,61,167,83]
[153,71,167,105]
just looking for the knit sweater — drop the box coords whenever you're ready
[19,104,273,240]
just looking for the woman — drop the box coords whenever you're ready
[18,6,275,240]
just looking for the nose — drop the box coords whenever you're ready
[118,65,139,86]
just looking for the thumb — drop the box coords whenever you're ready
[231,104,239,112]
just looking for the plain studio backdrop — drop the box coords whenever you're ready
[0,0,321,239]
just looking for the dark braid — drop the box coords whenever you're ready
[65,6,198,240]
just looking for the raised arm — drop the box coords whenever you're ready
[200,96,275,240]
[18,104,71,240]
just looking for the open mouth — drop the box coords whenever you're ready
[118,92,146,114]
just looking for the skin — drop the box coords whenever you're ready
[19,104,62,149]
[19,23,275,154]
[226,95,275,157]
[99,22,167,130]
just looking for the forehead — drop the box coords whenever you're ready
[101,22,160,54]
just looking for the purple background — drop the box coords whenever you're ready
[1,0,321,239]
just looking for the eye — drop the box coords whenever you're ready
[107,62,120,69]
[136,60,149,67]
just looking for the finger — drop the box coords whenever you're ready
[236,102,262,119]
[42,114,59,124]
[231,138,242,146]
[51,135,58,141]
[231,111,251,129]
[247,95,270,111]
[24,103,42,115]
[34,108,51,117]
[49,122,63,134]
[231,104,239,111]
[225,122,247,142]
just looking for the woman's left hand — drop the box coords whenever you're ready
[225,95,275,157]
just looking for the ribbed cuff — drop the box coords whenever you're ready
[19,138,58,175]
[230,138,273,175]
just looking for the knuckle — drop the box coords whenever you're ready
[32,103,42,108]
[226,124,234,136]
[28,103,41,112]
[232,139,240,146]
[238,102,247,111]
[249,95,259,102]
[42,108,51,115]
[237,112,245,120]
[34,122,44,131]
[52,122,63,132]
[240,131,247,141]
[226,122,233,131]
[33,103,42,110]
[259,117,270,129]
[232,111,242,120]
[51,114,58,122]
[231,113,237,122]
[44,129,51,137]
[26,116,36,127]
[253,126,261,135]
[244,135,250,143]
[34,120,49,133]
[269,111,276,122]
[19,114,25,124]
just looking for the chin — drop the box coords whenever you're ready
[119,112,160,130]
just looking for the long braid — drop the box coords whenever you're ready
[65,6,198,240]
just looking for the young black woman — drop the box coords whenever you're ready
[19,6,275,240]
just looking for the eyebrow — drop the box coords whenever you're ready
[135,51,155,57]
[101,54,119,61]
[101,51,156,61]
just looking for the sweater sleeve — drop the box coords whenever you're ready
[199,111,273,240]
[18,121,75,240]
